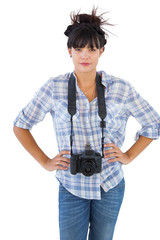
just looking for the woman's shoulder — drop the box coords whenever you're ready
[35,72,71,98]
[101,70,133,92]
[100,71,132,101]
[48,72,71,84]
[41,72,71,91]
[101,70,131,87]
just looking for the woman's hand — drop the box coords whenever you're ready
[43,150,70,171]
[104,143,131,165]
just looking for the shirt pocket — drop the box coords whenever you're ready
[104,102,127,145]
[55,100,80,136]
[93,101,127,145]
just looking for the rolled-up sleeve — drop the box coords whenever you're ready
[13,78,54,130]
[126,84,160,140]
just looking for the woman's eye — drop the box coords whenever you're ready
[90,48,96,52]
[75,48,81,51]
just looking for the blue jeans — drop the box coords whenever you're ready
[59,178,125,240]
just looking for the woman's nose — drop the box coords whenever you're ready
[81,50,89,59]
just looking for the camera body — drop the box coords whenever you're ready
[70,144,102,176]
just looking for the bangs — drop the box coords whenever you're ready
[68,28,100,49]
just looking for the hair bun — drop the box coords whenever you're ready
[77,13,101,25]
[64,8,112,37]
[70,9,104,26]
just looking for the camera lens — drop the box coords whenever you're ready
[85,167,92,173]
[81,160,95,176]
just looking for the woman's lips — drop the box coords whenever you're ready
[80,63,91,66]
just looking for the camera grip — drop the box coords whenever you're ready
[70,156,77,175]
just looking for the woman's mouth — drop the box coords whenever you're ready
[80,63,91,66]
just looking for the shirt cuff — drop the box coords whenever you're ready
[135,126,160,141]
[13,111,32,130]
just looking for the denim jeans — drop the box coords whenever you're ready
[58,178,125,240]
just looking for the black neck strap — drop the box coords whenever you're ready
[68,72,107,157]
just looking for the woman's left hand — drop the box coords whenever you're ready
[104,143,131,165]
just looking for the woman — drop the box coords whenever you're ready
[13,8,160,240]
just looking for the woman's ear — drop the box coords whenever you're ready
[99,47,104,57]
[68,48,72,57]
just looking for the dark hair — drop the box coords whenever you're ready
[64,7,113,51]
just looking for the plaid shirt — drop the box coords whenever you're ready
[14,71,160,199]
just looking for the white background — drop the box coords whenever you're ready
[0,0,160,239]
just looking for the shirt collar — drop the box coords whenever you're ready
[99,70,112,87]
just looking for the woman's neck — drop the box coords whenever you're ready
[74,70,97,102]
[74,71,97,88]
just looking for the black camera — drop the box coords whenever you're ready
[70,144,102,176]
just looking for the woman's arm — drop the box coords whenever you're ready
[104,135,153,164]
[13,126,70,171]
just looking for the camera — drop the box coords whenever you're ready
[70,144,102,176]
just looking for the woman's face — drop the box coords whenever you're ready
[68,45,104,75]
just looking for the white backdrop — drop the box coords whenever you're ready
[0,0,160,239]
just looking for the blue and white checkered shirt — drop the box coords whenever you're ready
[14,71,160,199]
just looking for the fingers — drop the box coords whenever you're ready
[56,165,70,170]
[104,149,120,158]
[58,150,70,157]
[104,143,119,150]
[56,157,70,167]
[54,151,71,170]
[58,156,70,163]
[103,143,130,164]
[104,143,119,155]
[104,152,120,159]
[45,150,70,171]
[103,143,121,163]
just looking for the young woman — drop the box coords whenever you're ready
[13,8,160,240]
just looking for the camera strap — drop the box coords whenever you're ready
[68,72,106,157]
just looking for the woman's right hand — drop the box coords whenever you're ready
[43,150,70,171]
